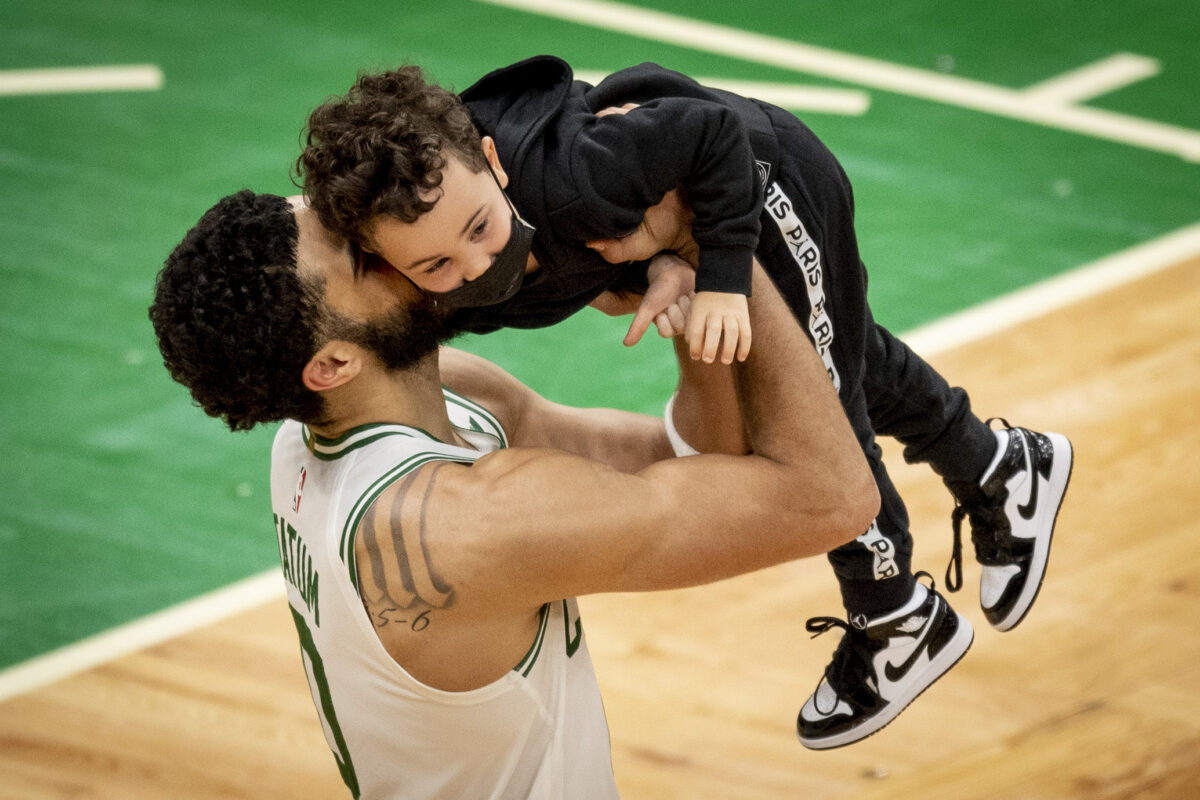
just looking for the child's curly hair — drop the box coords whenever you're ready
[297,66,489,250]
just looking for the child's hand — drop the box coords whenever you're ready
[687,291,752,364]
[624,253,696,346]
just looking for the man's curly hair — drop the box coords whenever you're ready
[149,191,327,431]
[297,65,489,249]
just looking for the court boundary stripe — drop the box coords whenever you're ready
[2,221,1199,703]
[475,0,1200,160]
[0,572,283,702]
[573,69,871,115]
[901,222,1200,356]
[0,65,164,96]
[1019,53,1161,106]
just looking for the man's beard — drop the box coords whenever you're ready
[331,295,463,373]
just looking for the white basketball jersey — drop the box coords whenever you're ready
[269,388,618,799]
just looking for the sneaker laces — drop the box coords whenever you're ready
[945,503,968,591]
[807,572,939,704]
[805,616,878,709]
[944,422,1018,590]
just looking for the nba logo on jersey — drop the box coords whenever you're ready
[292,466,307,513]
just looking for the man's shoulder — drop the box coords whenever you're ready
[443,387,509,451]
[437,347,526,439]
[270,419,304,464]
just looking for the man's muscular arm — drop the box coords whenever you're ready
[435,264,877,602]
[438,347,675,473]
[357,264,876,690]
[439,341,744,471]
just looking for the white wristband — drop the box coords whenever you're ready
[664,393,700,457]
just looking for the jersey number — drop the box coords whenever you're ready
[291,607,362,798]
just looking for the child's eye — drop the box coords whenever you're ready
[472,218,489,238]
[425,258,449,275]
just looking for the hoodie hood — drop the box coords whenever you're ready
[460,55,575,185]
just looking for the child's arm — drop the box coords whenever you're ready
[579,94,760,301]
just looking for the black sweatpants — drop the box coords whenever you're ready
[753,108,997,618]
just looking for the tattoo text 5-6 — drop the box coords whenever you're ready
[373,607,432,632]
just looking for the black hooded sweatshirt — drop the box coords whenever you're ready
[451,55,785,334]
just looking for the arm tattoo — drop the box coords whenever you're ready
[359,463,456,614]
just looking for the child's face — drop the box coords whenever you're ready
[366,152,513,294]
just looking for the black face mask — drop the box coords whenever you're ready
[428,169,535,309]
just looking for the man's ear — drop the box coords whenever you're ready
[481,136,509,188]
[302,341,363,393]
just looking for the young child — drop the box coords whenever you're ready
[298,56,1073,750]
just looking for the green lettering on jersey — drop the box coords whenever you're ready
[291,607,360,798]
[274,514,321,626]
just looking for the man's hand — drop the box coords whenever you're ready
[687,291,752,365]
[588,252,698,346]
[623,253,696,346]
[595,102,639,118]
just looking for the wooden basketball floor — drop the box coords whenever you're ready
[2,259,1197,799]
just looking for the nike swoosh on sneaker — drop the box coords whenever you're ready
[1016,431,1039,521]
[882,596,940,685]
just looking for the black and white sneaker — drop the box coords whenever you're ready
[945,420,1074,632]
[797,576,973,750]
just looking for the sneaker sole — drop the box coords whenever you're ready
[991,432,1074,632]
[797,611,975,750]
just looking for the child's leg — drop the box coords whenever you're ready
[824,389,916,617]
[861,311,1074,634]
[861,313,997,485]
[798,386,974,749]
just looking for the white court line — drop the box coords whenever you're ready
[2,222,1199,704]
[476,0,1200,161]
[1020,53,1161,106]
[901,221,1200,356]
[0,571,282,703]
[574,70,870,114]
[0,65,164,97]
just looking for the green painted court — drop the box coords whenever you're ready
[1,0,1196,676]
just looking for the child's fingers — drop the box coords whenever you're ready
[720,318,741,365]
[736,319,752,362]
[701,316,724,363]
[685,308,704,359]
